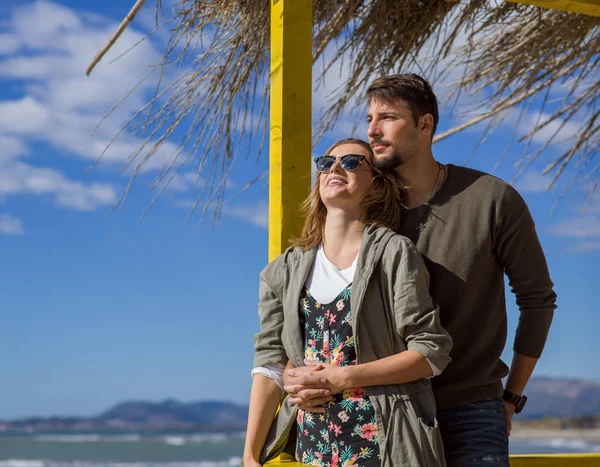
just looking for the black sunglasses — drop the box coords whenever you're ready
[313,154,368,172]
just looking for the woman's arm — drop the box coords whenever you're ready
[245,265,289,464]
[253,269,288,368]
[243,374,284,465]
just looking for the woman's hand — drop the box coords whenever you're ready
[284,362,330,412]
[284,362,350,411]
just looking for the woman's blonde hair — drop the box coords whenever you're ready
[292,138,405,250]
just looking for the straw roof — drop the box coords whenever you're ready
[88,0,599,219]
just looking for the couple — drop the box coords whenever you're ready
[243,74,556,466]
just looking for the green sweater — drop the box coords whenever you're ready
[398,164,556,410]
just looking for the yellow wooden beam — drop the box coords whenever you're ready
[506,0,600,16]
[267,454,600,466]
[511,454,600,466]
[269,0,312,261]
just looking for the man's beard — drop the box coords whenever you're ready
[372,149,404,170]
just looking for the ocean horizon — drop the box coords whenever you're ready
[1,431,599,466]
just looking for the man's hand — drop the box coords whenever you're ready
[504,353,538,437]
[503,400,516,436]
[312,363,349,395]
[284,362,333,413]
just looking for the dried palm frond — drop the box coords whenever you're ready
[88,0,599,219]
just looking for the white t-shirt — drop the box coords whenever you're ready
[305,243,357,303]
[251,244,440,390]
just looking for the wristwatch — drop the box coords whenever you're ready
[503,390,527,414]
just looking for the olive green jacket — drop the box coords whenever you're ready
[253,225,452,466]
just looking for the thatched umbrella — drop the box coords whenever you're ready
[87,0,599,219]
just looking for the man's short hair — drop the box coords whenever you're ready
[367,73,439,137]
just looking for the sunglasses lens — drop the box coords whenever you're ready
[341,157,360,170]
[315,156,334,172]
[315,155,364,172]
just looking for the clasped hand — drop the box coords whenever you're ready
[283,361,348,413]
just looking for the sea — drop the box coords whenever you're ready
[0,432,599,467]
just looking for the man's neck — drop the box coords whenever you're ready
[398,153,442,208]
[323,208,365,269]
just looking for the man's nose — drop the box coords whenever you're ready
[367,120,381,139]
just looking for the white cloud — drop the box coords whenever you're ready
[546,188,600,253]
[548,210,600,254]
[0,0,173,170]
[0,159,117,212]
[136,0,181,46]
[549,216,600,240]
[10,1,82,51]
[583,192,600,214]
[0,0,192,221]
[514,170,553,194]
[224,200,269,228]
[0,97,51,134]
[167,172,206,193]
[0,135,28,161]
[0,33,20,55]
[0,213,24,235]
[570,241,600,253]
[521,112,584,148]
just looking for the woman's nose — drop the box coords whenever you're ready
[330,158,344,173]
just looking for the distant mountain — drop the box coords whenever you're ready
[519,376,600,419]
[1,376,599,433]
[98,399,249,428]
[0,399,249,433]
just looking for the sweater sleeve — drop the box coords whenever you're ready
[494,188,556,358]
[253,268,288,368]
[391,239,453,373]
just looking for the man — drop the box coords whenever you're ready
[283,73,556,466]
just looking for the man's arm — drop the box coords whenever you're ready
[284,351,435,410]
[495,187,557,433]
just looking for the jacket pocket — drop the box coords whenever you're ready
[415,415,445,466]
[401,390,446,467]
[371,387,446,467]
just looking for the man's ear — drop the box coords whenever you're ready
[420,114,434,139]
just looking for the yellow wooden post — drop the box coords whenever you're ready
[506,0,600,16]
[269,0,312,262]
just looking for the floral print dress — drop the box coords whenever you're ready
[295,285,380,467]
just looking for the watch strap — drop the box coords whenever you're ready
[503,390,527,414]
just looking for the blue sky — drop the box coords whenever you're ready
[0,0,598,419]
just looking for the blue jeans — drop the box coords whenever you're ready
[437,397,510,466]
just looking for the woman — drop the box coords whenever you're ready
[243,138,452,467]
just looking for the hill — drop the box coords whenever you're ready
[2,376,599,433]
